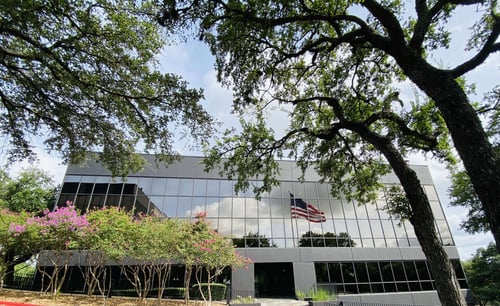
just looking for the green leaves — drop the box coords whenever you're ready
[463,243,500,305]
[1,0,214,176]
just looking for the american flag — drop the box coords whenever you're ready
[290,193,326,223]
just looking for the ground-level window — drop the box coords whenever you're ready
[314,259,467,294]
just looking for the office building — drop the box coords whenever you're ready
[57,155,469,304]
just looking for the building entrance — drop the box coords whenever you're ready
[254,262,295,298]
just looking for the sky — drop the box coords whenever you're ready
[2,3,498,261]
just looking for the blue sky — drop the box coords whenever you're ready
[2,4,498,260]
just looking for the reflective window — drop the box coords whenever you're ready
[193,179,207,196]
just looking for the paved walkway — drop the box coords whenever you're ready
[255,298,309,306]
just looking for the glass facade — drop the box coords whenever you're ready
[58,177,453,249]
[315,259,468,294]
[57,157,469,300]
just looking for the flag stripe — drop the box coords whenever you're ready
[290,193,326,223]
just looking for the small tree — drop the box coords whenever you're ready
[189,213,251,305]
[0,208,31,288]
[463,243,500,306]
[83,207,136,298]
[9,204,90,298]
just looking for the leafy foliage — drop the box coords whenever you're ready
[233,231,277,248]
[0,168,56,213]
[463,243,500,305]
[0,0,214,176]
[4,207,250,301]
[298,231,355,247]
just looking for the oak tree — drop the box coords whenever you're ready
[157,1,490,305]
[159,0,500,252]
[0,0,214,176]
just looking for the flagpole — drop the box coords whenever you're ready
[289,192,296,248]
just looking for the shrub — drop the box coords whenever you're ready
[192,283,227,300]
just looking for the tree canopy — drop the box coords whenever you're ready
[157,1,498,305]
[159,0,500,251]
[0,168,56,213]
[463,243,500,305]
[0,0,214,176]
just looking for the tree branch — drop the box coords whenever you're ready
[451,19,500,77]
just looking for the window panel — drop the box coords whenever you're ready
[328,263,342,283]
[429,200,445,219]
[220,180,233,197]
[358,220,372,238]
[409,282,421,291]
[358,284,371,293]
[362,238,375,247]
[272,239,285,248]
[232,219,245,237]
[179,179,193,196]
[355,262,369,282]
[283,219,293,239]
[318,199,333,218]
[423,185,439,201]
[392,262,406,281]
[79,183,94,194]
[304,182,317,199]
[271,219,285,238]
[75,195,91,211]
[331,199,344,218]
[258,199,271,217]
[93,183,108,194]
[343,201,356,218]
[315,263,329,283]
[385,238,398,247]
[218,197,232,218]
[370,220,384,238]
[137,178,152,194]
[270,198,285,218]
[166,179,180,195]
[381,220,396,238]
[232,197,245,217]
[178,197,192,218]
[396,282,409,292]
[380,262,394,282]
[163,197,178,217]
[384,282,396,292]
[374,239,387,247]
[354,201,368,219]
[334,220,348,236]
[151,178,167,195]
[193,179,207,196]
[122,184,135,194]
[371,283,384,293]
[341,263,356,283]
[103,194,119,207]
[61,182,79,193]
[246,219,258,234]
[415,261,431,280]
[404,262,418,281]
[366,202,380,219]
[218,219,232,235]
[366,262,381,282]
[346,220,360,238]
[259,219,272,238]
[206,180,219,196]
[317,184,330,198]
[245,198,258,218]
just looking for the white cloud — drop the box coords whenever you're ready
[2,147,67,185]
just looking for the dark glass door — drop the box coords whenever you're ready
[254,262,294,298]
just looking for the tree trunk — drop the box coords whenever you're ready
[394,52,500,252]
[383,143,466,306]
[352,125,467,306]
